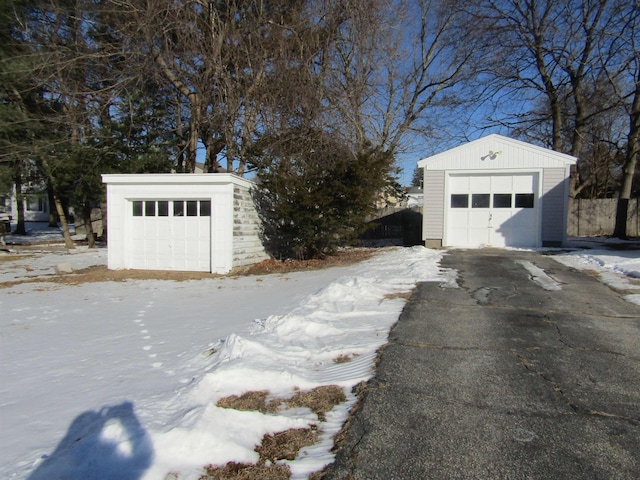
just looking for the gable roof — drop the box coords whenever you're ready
[417,134,577,170]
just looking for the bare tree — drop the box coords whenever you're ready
[325,0,475,157]
[605,2,640,237]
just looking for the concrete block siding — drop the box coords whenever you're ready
[232,185,269,268]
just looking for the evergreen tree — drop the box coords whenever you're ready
[252,129,394,259]
[411,167,423,188]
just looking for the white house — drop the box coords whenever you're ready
[417,134,577,248]
[102,173,269,273]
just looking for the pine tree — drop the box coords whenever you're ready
[252,129,393,259]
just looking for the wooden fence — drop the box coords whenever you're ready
[567,198,639,237]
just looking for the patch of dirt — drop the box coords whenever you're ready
[0,248,379,289]
[241,249,376,275]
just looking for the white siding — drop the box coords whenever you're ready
[418,134,576,171]
[541,168,569,245]
[423,170,445,241]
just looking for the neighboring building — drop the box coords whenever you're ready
[417,134,576,248]
[405,186,424,208]
[102,173,269,273]
[4,186,50,223]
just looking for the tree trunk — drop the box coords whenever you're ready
[100,201,107,245]
[52,191,74,249]
[47,182,58,227]
[13,170,26,235]
[83,201,95,248]
[613,74,639,239]
[613,198,629,239]
[40,158,74,249]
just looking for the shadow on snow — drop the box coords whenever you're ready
[28,401,153,480]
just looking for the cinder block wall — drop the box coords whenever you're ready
[232,185,270,267]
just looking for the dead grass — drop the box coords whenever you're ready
[256,427,317,463]
[241,249,375,275]
[0,254,36,263]
[201,461,291,480]
[384,290,413,300]
[285,385,346,422]
[216,390,280,414]
[333,353,359,364]
[201,426,317,480]
[214,385,346,477]
[200,427,317,480]
[1,248,378,289]
[217,385,347,422]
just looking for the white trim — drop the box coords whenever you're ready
[102,173,256,190]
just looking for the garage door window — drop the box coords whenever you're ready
[144,201,156,216]
[493,194,512,208]
[132,201,143,216]
[515,193,535,208]
[158,201,169,216]
[451,194,469,208]
[186,200,198,216]
[200,200,211,216]
[472,194,490,208]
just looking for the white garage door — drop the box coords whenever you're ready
[445,173,539,247]
[128,199,211,271]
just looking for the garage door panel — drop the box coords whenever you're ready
[450,176,470,193]
[491,175,513,192]
[469,175,491,191]
[513,174,535,192]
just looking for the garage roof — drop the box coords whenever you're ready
[417,134,576,170]
[102,173,254,189]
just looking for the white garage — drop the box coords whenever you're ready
[102,173,269,273]
[418,134,577,248]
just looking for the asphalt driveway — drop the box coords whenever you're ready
[325,249,640,479]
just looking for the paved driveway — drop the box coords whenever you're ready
[325,249,640,480]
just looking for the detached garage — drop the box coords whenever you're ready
[102,173,269,273]
[418,134,577,248]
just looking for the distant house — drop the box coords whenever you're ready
[405,187,424,208]
[418,134,576,248]
[4,185,50,223]
[102,173,269,273]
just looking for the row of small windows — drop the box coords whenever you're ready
[451,193,535,209]
[132,200,211,217]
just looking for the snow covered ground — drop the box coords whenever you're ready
[557,237,640,305]
[1,225,639,479]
